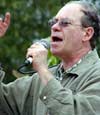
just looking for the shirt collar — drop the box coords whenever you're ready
[57,49,99,77]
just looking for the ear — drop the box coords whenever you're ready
[82,27,94,42]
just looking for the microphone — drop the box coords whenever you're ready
[24,39,50,65]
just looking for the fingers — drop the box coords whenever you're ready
[0,12,11,28]
[0,12,11,37]
[4,12,11,27]
[26,43,46,58]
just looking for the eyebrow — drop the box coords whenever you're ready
[53,16,73,22]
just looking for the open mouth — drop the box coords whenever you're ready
[52,36,63,42]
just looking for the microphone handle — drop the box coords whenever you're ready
[24,57,33,65]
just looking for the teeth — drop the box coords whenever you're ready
[52,37,62,42]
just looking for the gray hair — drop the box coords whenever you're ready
[67,1,100,49]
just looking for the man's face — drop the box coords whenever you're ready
[50,3,86,58]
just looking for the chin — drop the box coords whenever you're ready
[51,49,61,57]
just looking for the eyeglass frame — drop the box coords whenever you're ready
[48,17,83,28]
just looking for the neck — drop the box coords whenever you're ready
[61,48,91,70]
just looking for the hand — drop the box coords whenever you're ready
[27,43,53,85]
[26,43,48,72]
[0,12,10,37]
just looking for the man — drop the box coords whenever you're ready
[0,1,100,115]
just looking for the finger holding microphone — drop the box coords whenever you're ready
[26,40,49,72]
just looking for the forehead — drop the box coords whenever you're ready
[56,3,84,21]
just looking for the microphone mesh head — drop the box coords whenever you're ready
[40,39,50,49]
[33,39,50,49]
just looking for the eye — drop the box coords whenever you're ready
[48,19,57,27]
[60,20,71,27]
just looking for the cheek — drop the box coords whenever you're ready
[63,29,75,45]
[63,29,83,47]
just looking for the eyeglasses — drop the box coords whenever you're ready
[48,18,82,28]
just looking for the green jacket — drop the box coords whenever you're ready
[0,49,100,115]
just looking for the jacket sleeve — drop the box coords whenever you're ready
[40,75,100,115]
[0,76,34,115]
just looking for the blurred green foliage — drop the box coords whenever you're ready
[0,0,100,83]
[0,0,63,83]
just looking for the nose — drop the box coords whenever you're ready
[51,22,61,31]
